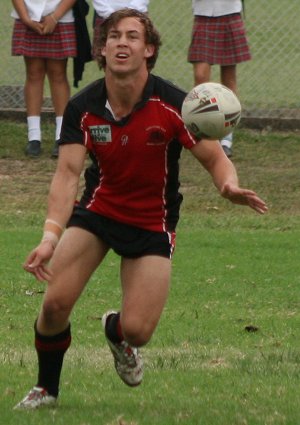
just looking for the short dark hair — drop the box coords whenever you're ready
[97,8,162,71]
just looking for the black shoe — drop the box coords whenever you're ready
[222,145,232,158]
[25,140,41,157]
[51,140,59,158]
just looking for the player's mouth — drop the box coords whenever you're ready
[116,53,129,59]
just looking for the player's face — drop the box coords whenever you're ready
[101,17,154,75]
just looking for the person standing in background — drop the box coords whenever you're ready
[188,0,251,157]
[92,0,149,60]
[11,0,77,158]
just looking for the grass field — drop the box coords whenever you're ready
[1,121,300,424]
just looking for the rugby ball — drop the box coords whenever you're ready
[181,82,242,139]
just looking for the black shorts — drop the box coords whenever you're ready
[67,207,176,259]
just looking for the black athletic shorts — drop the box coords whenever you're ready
[67,206,176,259]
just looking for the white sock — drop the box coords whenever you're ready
[27,116,41,142]
[55,116,63,141]
[220,132,233,149]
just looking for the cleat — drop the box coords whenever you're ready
[25,140,41,157]
[51,140,59,158]
[102,311,143,387]
[13,386,57,410]
[221,145,232,158]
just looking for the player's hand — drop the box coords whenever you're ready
[221,183,268,214]
[23,240,54,282]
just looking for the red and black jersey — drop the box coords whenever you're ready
[60,74,198,232]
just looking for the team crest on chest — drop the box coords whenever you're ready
[89,125,112,143]
[146,125,167,146]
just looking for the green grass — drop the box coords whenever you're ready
[1,120,300,424]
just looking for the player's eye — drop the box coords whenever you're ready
[108,32,118,39]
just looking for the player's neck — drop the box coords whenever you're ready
[105,70,149,120]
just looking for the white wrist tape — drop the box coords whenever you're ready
[41,230,59,249]
[44,219,64,231]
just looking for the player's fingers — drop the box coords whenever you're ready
[23,251,37,268]
[23,266,37,277]
[32,266,52,282]
[248,196,268,214]
[23,260,38,273]
[27,252,48,269]
[37,265,53,281]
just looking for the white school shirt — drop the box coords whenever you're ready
[192,0,242,17]
[11,0,74,22]
[93,0,149,19]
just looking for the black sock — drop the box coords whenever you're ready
[34,321,71,397]
[104,312,123,344]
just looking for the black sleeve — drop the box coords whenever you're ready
[59,101,85,146]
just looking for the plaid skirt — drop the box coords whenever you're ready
[92,14,105,60]
[12,19,77,59]
[188,14,251,65]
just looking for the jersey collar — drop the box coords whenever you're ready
[86,74,155,118]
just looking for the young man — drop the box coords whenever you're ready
[14,8,267,410]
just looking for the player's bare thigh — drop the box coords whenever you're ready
[38,227,109,334]
[119,255,172,346]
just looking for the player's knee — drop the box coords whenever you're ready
[122,318,154,347]
[41,297,71,325]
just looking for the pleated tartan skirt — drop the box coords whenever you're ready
[188,14,251,65]
[12,19,77,59]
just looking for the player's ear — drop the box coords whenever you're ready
[145,44,155,58]
[101,46,106,57]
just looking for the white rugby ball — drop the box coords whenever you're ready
[181,82,242,139]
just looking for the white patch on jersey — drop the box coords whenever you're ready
[89,125,112,143]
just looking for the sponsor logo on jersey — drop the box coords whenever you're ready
[89,125,112,143]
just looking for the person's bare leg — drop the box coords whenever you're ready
[46,58,70,116]
[24,57,46,116]
[193,62,211,86]
[220,64,237,94]
[24,57,46,155]
[46,58,70,156]
[220,65,238,156]
[37,227,109,335]
[120,255,171,346]
[14,228,110,408]
[101,255,171,386]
